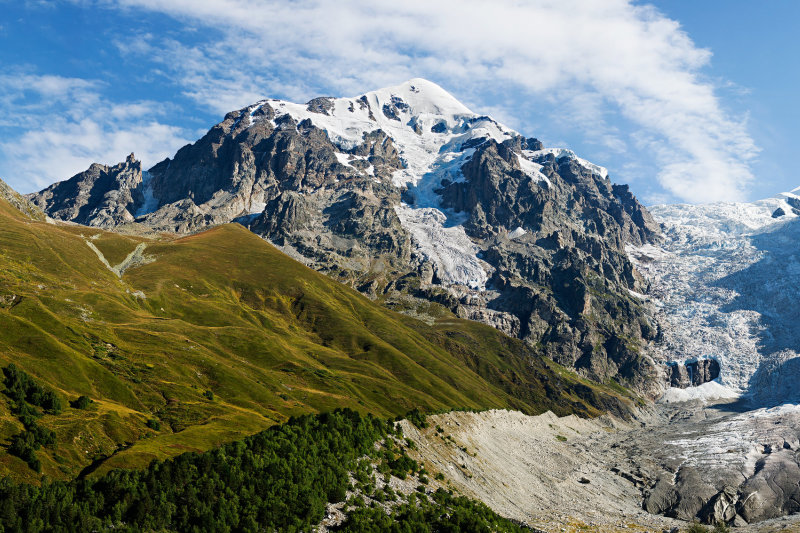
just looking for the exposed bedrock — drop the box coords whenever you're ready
[28,153,143,227]
[667,359,721,388]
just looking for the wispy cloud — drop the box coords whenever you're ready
[0,71,191,192]
[104,0,757,203]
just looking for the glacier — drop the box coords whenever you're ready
[630,188,800,405]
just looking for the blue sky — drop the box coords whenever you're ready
[647,0,800,201]
[0,0,796,205]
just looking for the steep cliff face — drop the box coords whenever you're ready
[667,359,721,388]
[29,79,661,392]
[435,139,661,387]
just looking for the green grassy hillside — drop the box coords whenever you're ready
[0,194,634,483]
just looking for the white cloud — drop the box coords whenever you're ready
[0,72,191,193]
[103,0,757,203]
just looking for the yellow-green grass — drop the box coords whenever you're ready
[0,196,633,482]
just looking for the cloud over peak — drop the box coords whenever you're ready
[0,71,191,192]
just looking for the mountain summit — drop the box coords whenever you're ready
[29,79,662,394]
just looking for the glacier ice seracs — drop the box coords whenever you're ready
[630,188,800,404]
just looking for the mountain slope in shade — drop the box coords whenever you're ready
[31,153,143,227]
[0,187,632,483]
[28,79,663,396]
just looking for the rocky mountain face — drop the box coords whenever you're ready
[28,79,661,394]
[29,153,143,227]
[667,359,720,388]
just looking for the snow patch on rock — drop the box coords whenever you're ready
[525,148,608,179]
[508,226,527,240]
[515,153,551,186]
[334,152,353,167]
[135,170,158,218]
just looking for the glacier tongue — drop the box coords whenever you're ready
[632,191,800,404]
[394,204,488,290]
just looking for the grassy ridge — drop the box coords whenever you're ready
[0,195,634,483]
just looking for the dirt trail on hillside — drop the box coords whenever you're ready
[84,239,154,277]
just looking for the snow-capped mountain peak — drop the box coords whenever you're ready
[240,78,620,291]
[365,77,474,117]
[29,79,661,396]
[244,79,529,290]
[249,78,515,188]
[246,78,609,195]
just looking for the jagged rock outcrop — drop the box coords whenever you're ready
[29,78,662,393]
[667,359,720,388]
[434,138,661,387]
[28,153,142,227]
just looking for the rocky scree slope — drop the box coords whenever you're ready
[400,402,800,530]
[29,79,661,395]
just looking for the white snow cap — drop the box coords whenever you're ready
[369,78,474,116]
